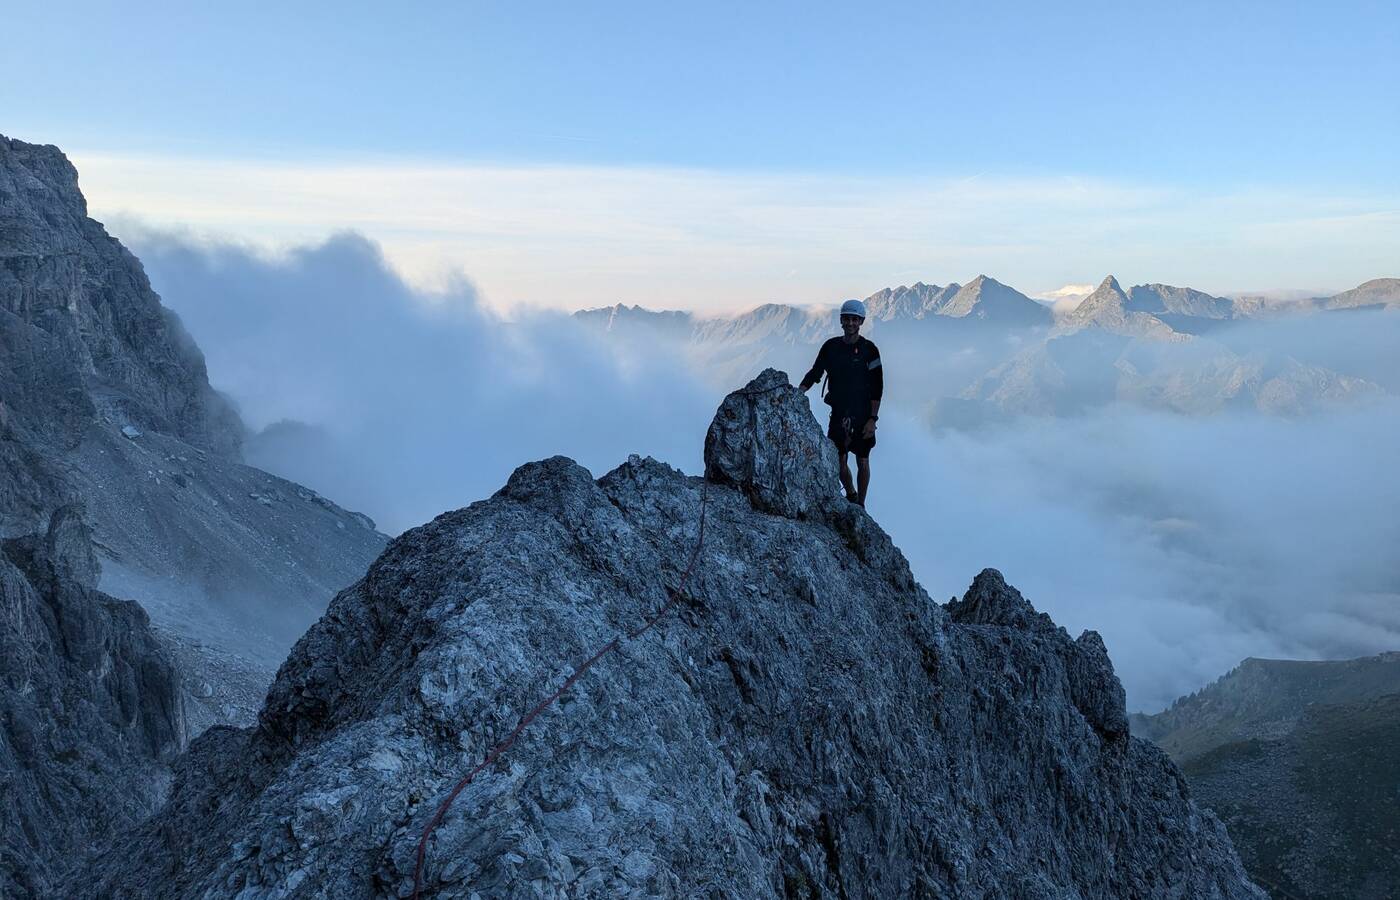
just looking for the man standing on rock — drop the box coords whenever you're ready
[798,299,883,507]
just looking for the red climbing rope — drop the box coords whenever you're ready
[410,382,787,898]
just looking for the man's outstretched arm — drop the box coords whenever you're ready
[798,342,828,391]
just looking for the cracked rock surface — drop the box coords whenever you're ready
[76,370,1263,899]
[1,506,185,895]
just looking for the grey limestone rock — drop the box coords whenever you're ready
[74,370,1263,899]
[0,507,186,896]
[0,134,389,898]
[0,135,239,457]
[0,135,387,740]
[704,368,837,520]
[1127,284,1236,320]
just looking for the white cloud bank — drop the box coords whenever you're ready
[131,228,1400,713]
[76,151,1399,314]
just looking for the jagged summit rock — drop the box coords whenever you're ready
[1071,275,1129,320]
[945,567,1049,629]
[73,373,1262,899]
[703,368,838,520]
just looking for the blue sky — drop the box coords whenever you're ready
[5,1,1398,308]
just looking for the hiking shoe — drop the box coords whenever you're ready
[845,490,860,504]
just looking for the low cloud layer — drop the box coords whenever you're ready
[133,228,1400,711]
[131,230,715,533]
[876,401,1400,709]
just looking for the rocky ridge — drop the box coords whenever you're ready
[1132,653,1400,763]
[1127,283,1236,320]
[936,275,1050,324]
[1322,277,1400,310]
[961,327,1380,420]
[76,368,1263,898]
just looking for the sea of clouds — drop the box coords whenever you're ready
[129,228,1400,711]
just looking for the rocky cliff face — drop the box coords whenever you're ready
[0,135,386,729]
[76,369,1262,898]
[1,506,185,896]
[0,136,239,466]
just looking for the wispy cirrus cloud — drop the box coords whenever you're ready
[74,152,1398,314]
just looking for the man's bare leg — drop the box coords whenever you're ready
[838,450,857,500]
[856,456,871,506]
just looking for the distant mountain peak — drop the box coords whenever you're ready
[1361,277,1399,289]
[939,276,1051,325]
[1065,275,1186,340]
[1127,284,1235,319]
[1325,277,1400,310]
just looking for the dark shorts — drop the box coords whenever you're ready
[828,413,876,458]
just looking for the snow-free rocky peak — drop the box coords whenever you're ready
[1064,274,1187,340]
[75,369,1263,898]
[938,275,1051,325]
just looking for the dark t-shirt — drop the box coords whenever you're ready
[802,336,884,420]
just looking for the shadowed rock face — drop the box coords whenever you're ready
[0,506,185,896]
[1,136,387,734]
[73,370,1262,899]
[0,136,239,461]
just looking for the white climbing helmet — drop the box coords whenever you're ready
[840,298,866,320]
